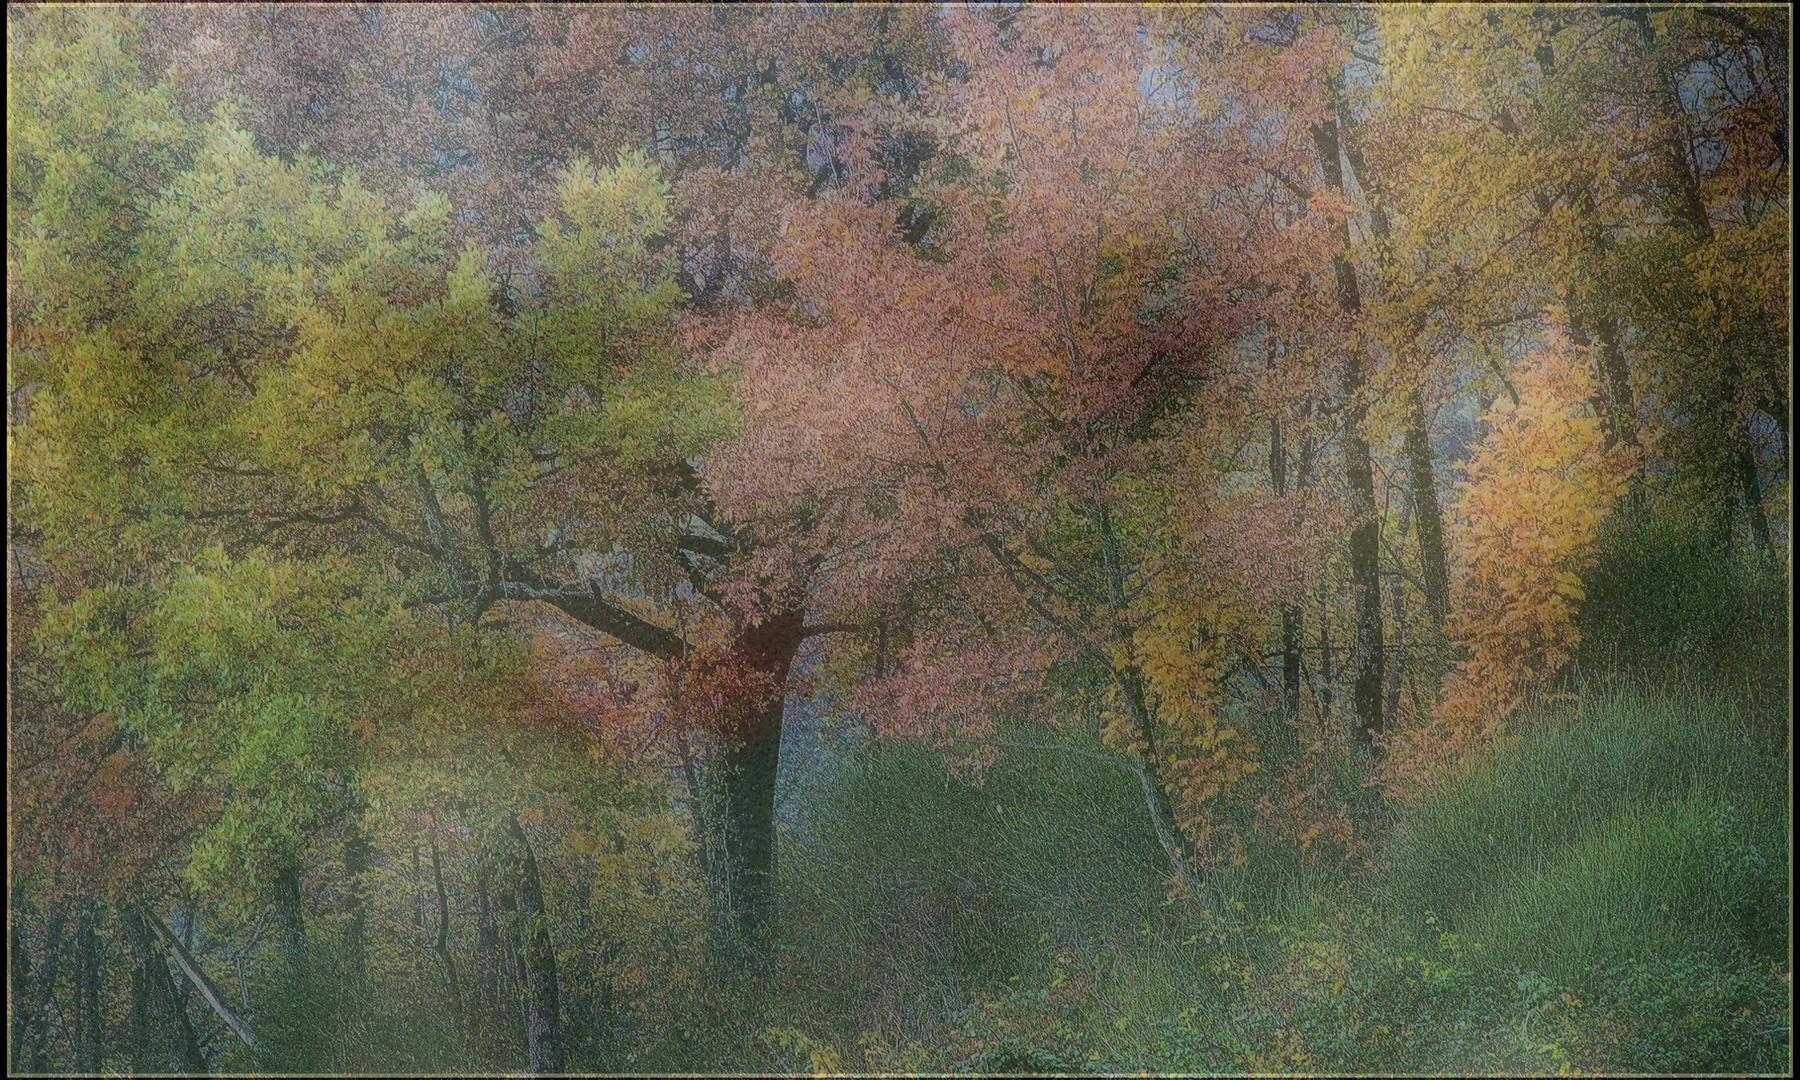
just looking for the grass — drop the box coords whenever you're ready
[1385,685,1789,976]
[754,676,1789,1073]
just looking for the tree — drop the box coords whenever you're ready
[712,6,1344,887]
[1389,334,1636,795]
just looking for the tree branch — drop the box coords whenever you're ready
[145,909,261,1052]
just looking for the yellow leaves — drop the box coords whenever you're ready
[1404,337,1637,789]
[1127,578,1261,864]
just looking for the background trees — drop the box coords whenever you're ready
[8,4,1788,1075]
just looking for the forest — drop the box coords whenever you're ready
[6,4,1791,1076]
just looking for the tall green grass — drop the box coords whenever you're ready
[1385,685,1788,974]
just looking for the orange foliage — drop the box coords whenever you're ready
[1389,333,1637,796]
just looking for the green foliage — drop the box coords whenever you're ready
[775,733,1171,1043]
[1576,505,1790,687]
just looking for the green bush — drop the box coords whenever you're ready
[773,733,1173,1045]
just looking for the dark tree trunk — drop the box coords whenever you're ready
[119,902,208,1075]
[472,865,516,1063]
[1314,112,1385,750]
[269,857,315,1069]
[1318,621,1335,721]
[1590,313,1638,450]
[1738,440,1774,556]
[272,860,307,985]
[705,607,806,954]
[9,918,36,1075]
[341,824,372,991]
[494,876,531,1063]
[24,901,65,1074]
[1338,89,1450,675]
[1270,417,1303,717]
[503,814,565,1075]
[75,906,104,1074]
[427,826,468,1054]
[1403,389,1451,637]
[1385,494,1413,725]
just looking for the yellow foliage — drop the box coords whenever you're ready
[1392,335,1635,794]
[1128,580,1261,865]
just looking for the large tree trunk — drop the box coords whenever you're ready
[502,814,565,1075]
[705,607,806,954]
[472,865,520,1064]
[268,857,317,1069]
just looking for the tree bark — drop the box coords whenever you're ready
[75,906,103,1074]
[1337,83,1451,653]
[1115,667,1209,896]
[9,917,36,1075]
[1738,440,1774,556]
[24,900,65,1074]
[502,814,565,1075]
[1386,494,1414,724]
[1270,418,1304,718]
[472,865,518,1062]
[146,907,262,1053]
[1318,620,1334,721]
[705,607,806,954]
[120,902,208,1075]
[1403,388,1451,636]
[428,825,468,1053]
[1313,111,1385,750]
[272,859,307,986]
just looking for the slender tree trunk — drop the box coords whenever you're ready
[1337,94,1454,655]
[1313,111,1385,750]
[9,917,36,1075]
[272,860,306,985]
[427,825,468,1054]
[503,814,565,1075]
[1386,494,1414,724]
[1117,667,1208,896]
[120,902,208,1075]
[1270,418,1304,717]
[340,823,372,1052]
[1319,620,1334,721]
[23,900,66,1074]
[1403,389,1451,638]
[75,906,103,1074]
